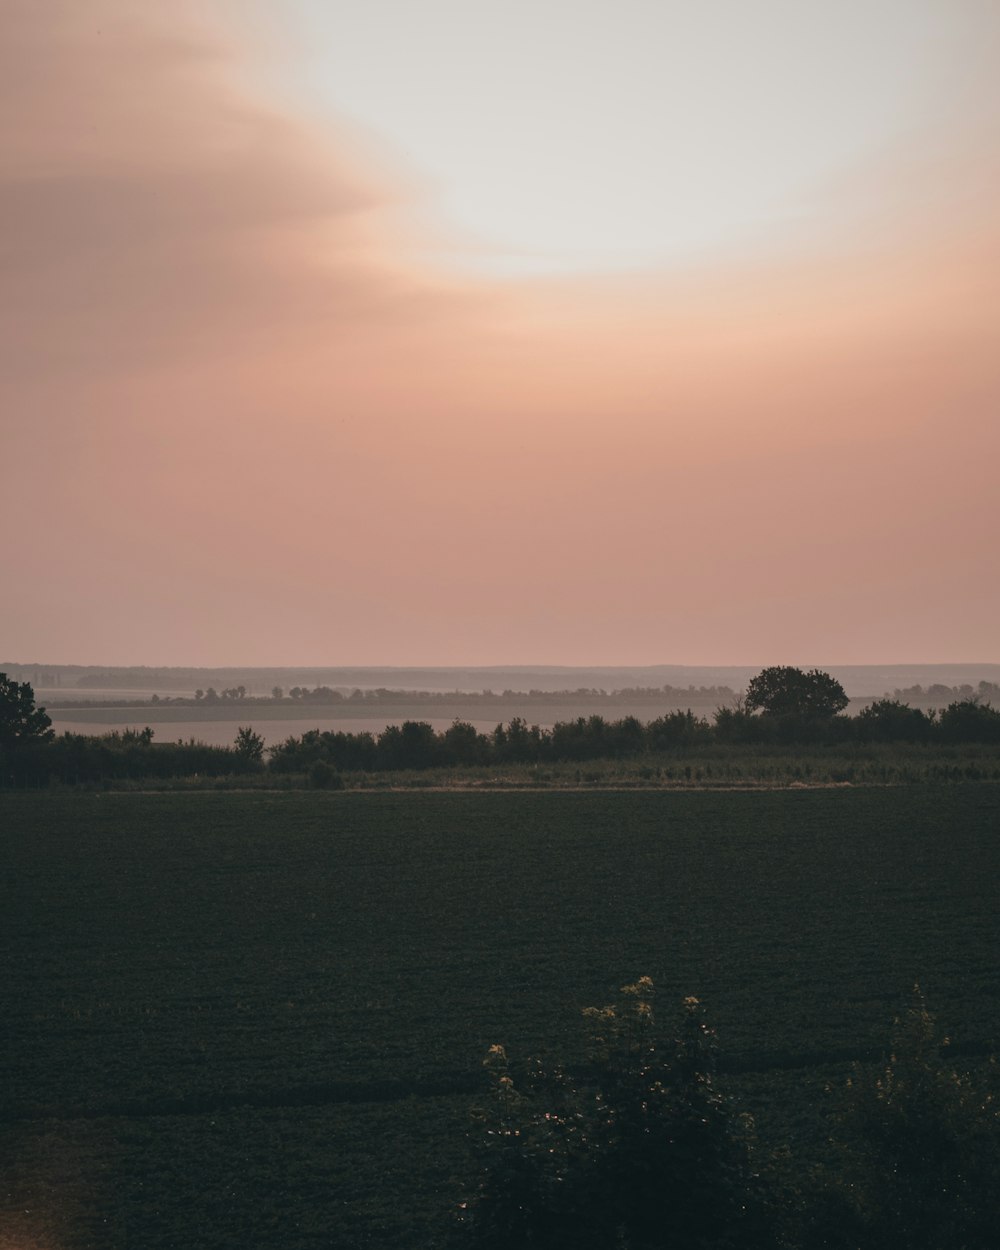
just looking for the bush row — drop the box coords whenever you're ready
[270,699,1000,775]
[1,699,998,786]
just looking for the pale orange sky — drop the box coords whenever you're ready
[2,0,998,666]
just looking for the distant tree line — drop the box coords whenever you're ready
[53,683,739,709]
[265,683,739,706]
[44,676,1000,714]
[194,685,247,702]
[893,680,1000,702]
[2,668,999,787]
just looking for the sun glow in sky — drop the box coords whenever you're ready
[265,0,958,274]
[2,0,999,666]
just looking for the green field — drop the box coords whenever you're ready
[3,786,999,1247]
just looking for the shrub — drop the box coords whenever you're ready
[800,988,1000,1249]
[233,726,266,770]
[854,699,932,743]
[308,759,343,789]
[461,978,775,1249]
[938,699,1000,744]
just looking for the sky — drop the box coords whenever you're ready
[2,0,999,667]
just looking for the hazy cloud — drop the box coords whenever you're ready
[2,0,998,665]
[0,0,434,382]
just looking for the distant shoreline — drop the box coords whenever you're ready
[6,661,1000,703]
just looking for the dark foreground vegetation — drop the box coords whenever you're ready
[2,785,999,1248]
[3,668,1000,788]
[464,980,1000,1250]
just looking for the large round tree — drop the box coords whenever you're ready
[744,666,849,719]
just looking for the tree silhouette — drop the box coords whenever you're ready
[0,673,53,750]
[744,666,848,719]
[233,726,265,767]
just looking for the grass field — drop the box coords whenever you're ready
[2,785,999,1247]
[34,739,1000,792]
